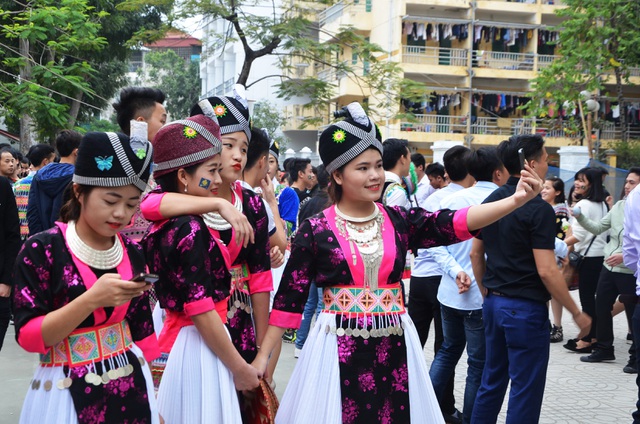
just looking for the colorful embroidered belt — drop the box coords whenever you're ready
[323,287,405,315]
[39,320,133,368]
[230,263,250,293]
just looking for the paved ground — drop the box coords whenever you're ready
[0,290,637,423]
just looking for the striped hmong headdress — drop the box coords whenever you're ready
[152,114,223,178]
[319,102,383,174]
[189,84,252,142]
[73,127,152,192]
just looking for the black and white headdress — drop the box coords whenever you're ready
[319,102,383,174]
[190,84,252,142]
[72,122,152,191]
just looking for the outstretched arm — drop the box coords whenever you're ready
[465,164,542,232]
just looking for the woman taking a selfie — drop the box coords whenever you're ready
[252,102,544,424]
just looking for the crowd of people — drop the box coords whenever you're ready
[0,86,639,424]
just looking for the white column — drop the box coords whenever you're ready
[430,140,463,165]
[299,146,312,159]
[558,146,590,180]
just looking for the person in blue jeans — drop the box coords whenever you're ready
[470,135,590,424]
[293,165,330,357]
[429,147,509,423]
[294,282,323,357]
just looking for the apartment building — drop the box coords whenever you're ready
[283,0,640,162]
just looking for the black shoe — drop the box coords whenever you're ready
[580,348,615,362]
[442,409,463,424]
[563,339,593,353]
[624,361,638,374]
[550,325,563,343]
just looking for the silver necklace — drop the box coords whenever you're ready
[203,187,243,231]
[335,204,379,223]
[66,221,123,270]
[335,208,385,290]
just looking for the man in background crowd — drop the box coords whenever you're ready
[27,129,81,235]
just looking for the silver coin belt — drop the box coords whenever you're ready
[227,289,252,319]
[30,356,147,391]
[324,312,405,339]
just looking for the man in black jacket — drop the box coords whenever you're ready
[0,175,20,351]
[27,130,81,234]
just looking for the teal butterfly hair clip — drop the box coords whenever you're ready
[95,156,113,171]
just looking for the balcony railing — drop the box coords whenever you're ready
[472,117,535,136]
[224,78,234,93]
[474,50,535,71]
[538,54,561,69]
[400,115,586,138]
[600,123,640,140]
[318,2,368,26]
[402,46,468,67]
[400,115,467,134]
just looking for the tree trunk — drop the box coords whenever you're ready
[67,91,83,128]
[614,67,626,143]
[236,54,254,86]
[19,38,35,153]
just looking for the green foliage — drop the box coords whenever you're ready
[524,0,640,139]
[0,0,105,142]
[0,0,171,146]
[175,0,426,128]
[140,49,200,119]
[252,100,288,150]
[80,118,120,133]
[603,141,640,171]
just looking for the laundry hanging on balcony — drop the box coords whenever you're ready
[402,22,469,42]
[401,92,464,115]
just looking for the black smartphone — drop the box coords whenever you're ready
[132,273,159,285]
[518,148,526,170]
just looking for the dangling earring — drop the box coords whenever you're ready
[184,184,188,193]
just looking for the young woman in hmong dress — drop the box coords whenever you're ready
[252,103,544,424]
[140,93,273,367]
[141,114,260,423]
[12,129,160,424]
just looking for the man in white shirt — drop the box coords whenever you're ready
[428,147,509,423]
[411,153,435,207]
[409,145,473,424]
[380,138,411,208]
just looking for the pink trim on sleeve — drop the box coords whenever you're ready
[214,299,229,324]
[184,297,215,317]
[249,270,273,294]
[18,315,47,354]
[140,192,166,221]
[453,207,475,241]
[269,310,302,329]
[135,333,160,362]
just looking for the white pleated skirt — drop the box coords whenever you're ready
[276,312,445,424]
[157,325,242,424]
[19,344,159,424]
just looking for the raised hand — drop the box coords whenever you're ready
[514,162,543,206]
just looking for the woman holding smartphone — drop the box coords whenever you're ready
[12,129,160,423]
[252,102,544,423]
